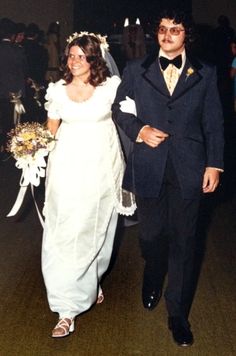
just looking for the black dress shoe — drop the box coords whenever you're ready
[168,317,193,347]
[142,288,162,310]
[142,262,163,310]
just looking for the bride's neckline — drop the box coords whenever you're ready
[65,82,96,104]
[70,81,90,88]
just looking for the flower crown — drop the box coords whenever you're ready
[66,31,109,56]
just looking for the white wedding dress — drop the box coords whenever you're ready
[42,76,136,318]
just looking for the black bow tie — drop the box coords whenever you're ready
[159,55,182,70]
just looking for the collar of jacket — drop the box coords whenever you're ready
[141,49,203,72]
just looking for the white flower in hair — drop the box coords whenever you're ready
[66,31,109,56]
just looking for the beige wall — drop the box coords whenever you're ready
[1,0,74,47]
[192,0,236,30]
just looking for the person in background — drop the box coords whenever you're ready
[0,18,28,158]
[23,23,48,123]
[213,15,235,119]
[45,22,61,82]
[112,8,224,347]
[122,17,146,60]
[24,23,48,85]
[15,22,26,48]
[230,37,236,112]
[42,32,135,338]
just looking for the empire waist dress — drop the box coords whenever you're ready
[42,76,136,318]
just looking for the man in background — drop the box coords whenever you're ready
[0,18,28,158]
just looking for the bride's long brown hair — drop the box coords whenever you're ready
[63,34,110,87]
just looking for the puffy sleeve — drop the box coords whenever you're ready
[109,75,121,103]
[44,81,62,119]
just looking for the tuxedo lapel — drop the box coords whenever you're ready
[170,57,202,102]
[141,58,170,98]
[140,54,203,101]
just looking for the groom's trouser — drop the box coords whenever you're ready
[136,156,201,320]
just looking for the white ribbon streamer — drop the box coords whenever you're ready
[16,150,47,187]
[7,186,28,217]
[30,79,44,107]
[31,184,45,228]
[7,149,48,226]
[10,92,26,125]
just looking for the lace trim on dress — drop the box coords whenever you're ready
[109,126,136,216]
[117,188,136,216]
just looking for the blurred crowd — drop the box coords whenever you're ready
[0,18,62,157]
[192,15,236,121]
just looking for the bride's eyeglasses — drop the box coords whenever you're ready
[158,26,185,36]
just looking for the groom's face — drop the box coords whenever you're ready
[157,18,186,57]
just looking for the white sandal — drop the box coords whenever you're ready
[52,318,75,338]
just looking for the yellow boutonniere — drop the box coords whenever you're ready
[186,67,194,80]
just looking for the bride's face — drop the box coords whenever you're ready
[67,45,91,79]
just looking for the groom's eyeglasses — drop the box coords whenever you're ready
[158,26,185,36]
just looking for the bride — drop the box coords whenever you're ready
[42,32,136,338]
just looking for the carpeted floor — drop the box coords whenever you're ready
[0,142,236,355]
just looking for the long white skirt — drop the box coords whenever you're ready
[41,121,122,318]
[42,206,118,319]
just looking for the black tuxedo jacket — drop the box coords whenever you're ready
[112,52,224,199]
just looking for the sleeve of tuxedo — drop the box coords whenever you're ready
[112,62,145,142]
[202,66,224,170]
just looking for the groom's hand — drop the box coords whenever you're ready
[139,126,169,148]
[202,168,220,193]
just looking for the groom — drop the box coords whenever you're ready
[112,8,224,347]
